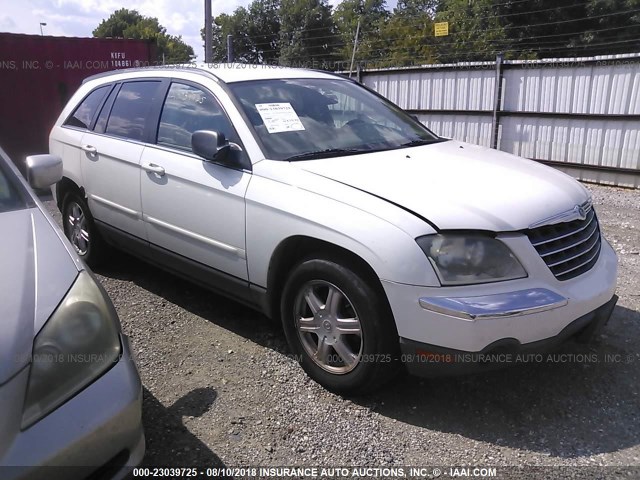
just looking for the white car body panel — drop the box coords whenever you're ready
[140,145,251,279]
[48,65,618,373]
[48,126,84,205]
[80,132,146,239]
[297,140,590,232]
[246,164,440,288]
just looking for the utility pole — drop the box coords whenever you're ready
[349,18,361,78]
[491,52,504,150]
[204,0,212,63]
[39,22,46,36]
[227,35,234,63]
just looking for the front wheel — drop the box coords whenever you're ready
[280,257,400,394]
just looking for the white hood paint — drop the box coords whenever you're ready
[0,208,79,385]
[296,141,590,232]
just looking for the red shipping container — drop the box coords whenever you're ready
[0,33,155,170]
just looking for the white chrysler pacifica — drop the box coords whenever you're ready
[49,64,618,393]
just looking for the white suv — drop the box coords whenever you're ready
[50,64,618,393]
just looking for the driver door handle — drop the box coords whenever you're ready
[142,163,165,176]
[81,144,97,154]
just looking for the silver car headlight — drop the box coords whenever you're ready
[416,234,527,285]
[21,271,121,429]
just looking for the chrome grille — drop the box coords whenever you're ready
[526,204,601,281]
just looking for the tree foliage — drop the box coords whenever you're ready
[93,8,194,64]
[376,0,438,66]
[202,0,281,63]
[333,0,389,65]
[433,0,506,62]
[278,0,337,66]
[494,0,640,58]
[199,0,639,68]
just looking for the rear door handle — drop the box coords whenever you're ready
[142,163,165,176]
[81,144,97,154]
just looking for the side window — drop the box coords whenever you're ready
[64,85,110,129]
[93,84,120,134]
[106,81,160,141]
[157,83,238,151]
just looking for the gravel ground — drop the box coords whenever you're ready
[45,182,640,478]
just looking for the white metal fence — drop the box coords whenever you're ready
[357,53,640,188]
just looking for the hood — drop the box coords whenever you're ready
[296,140,590,232]
[0,207,79,385]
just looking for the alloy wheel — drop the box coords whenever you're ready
[66,201,89,255]
[293,280,363,374]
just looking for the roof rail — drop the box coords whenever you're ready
[82,64,223,84]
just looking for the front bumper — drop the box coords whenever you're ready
[400,294,617,377]
[418,288,569,320]
[382,235,618,366]
[0,334,144,480]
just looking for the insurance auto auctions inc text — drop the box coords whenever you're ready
[256,466,497,478]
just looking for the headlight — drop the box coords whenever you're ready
[21,271,121,429]
[416,234,527,285]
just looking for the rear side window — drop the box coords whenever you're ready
[106,81,160,141]
[64,85,110,129]
[94,84,120,134]
[157,83,238,151]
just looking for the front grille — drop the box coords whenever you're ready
[526,204,601,281]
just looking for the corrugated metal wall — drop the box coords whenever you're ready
[359,54,640,188]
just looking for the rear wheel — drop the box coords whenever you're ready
[281,257,399,394]
[62,192,107,267]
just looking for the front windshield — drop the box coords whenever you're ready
[228,78,442,161]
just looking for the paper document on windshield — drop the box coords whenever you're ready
[256,103,305,133]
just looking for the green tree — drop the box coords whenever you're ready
[494,0,640,58]
[279,0,337,67]
[93,8,194,63]
[247,0,282,63]
[202,0,281,63]
[434,0,507,62]
[377,0,438,66]
[205,9,252,62]
[582,0,640,55]
[333,0,389,66]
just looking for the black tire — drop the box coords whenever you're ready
[62,192,108,267]
[280,256,400,395]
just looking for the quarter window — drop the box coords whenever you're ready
[106,81,160,141]
[157,83,237,151]
[93,85,120,134]
[64,85,110,129]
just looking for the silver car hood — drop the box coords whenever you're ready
[0,207,79,385]
[297,140,590,231]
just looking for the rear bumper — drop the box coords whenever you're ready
[1,334,144,480]
[400,294,618,377]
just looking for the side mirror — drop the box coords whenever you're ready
[25,154,62,189]
[192,130,231,163]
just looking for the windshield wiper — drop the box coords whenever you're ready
[285,148,368,161]
[399,138,447,148]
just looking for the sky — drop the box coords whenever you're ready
[0,0,372,61]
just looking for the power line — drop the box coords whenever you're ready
[238,5,640,52]
[361,23,640,57]
[268,33,640,66]
[217,4,640,66]
[367,7,640,48]
[358,37,640,66]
